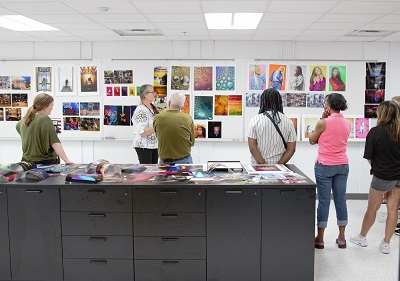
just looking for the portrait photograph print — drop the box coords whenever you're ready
[80,65,99,95]
[34,65,53,93]
[208,121,222,138]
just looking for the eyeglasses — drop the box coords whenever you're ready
[147,91,156,95]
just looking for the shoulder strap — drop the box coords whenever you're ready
[265,112,287,149]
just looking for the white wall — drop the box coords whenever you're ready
[1,40,399,193]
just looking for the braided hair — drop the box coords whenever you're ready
[258,88,283,124]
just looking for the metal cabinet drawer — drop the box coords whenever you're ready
[63,259,134,281]
[133,189,205,212]
[134,237,206,260]
[61,188,132,212]
[63,236,133,259]
[134,213,205,236]
[135,260,206,281]
[61,212,132,235]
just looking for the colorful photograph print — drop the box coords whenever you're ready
[35,66,52,92]
[365,76,385,90]
[287,65,306,91]
[113,71,124,84]
[104,105,118,126]
[249,64,266,91]
[228,95,242,116]
[286,93,306,107]
[216,66,235,91]
[11,94,28,107]
[130,106,137,126]
[355,118,370,138]
[122,70,133,84]
[0,76,10,89]
[58,66,73,92]
[121,86,128,96]
[154,90,167,112]
[268,64,286,91]
[309,65,327,91]
[104,70,114,84]
[182,95,190,114]
[5,107,21,121]
[194,124,207,138]
[286,115,300,140]
[246,92,261,107]
[366,62,385,77]
[171,66,190,90]
[306,93,325,108]
[11,76,31,90]
[0,94,11,107]
[106,86,112,96]
[365,89,385,104]
[80,102,100,116]
[194,96,213,120]
[62,102,80,116]
[117,105,130,126]
[63,117,80,130]
[129,86,136,96]
[114,86,120,96]
[80,118,100,131]
[194,66,213,91]
[154,66,168,87]
[281,92,287,107]
[208,121,222,138]
[303,116,320,139]
[364,105,378,118]
[214,95,228,116]
[345,117,355,139]
[0,108,4,121]
[328,66,346,91]
[80,66,98,92]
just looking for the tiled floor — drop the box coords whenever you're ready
[314,200,399,281]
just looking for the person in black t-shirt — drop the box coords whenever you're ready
[350,101,400,254]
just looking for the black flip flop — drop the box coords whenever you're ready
[315,243,324,249]
[336,238,347,249]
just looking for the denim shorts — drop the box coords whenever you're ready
[371,175,400,192]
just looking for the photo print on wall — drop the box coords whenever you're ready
[194,95,213,120]
[365,89,385,104]
[11,94,28,107]
[214,95,228,116]
[194,66,213,91]
[35,66,52,93]
[57,65,74,94]
[249,64,266,91]
[328,65,346,91]
[246,92,261,107]
[216,66,235,91]
[194,123,207,138]
[287,65,306,91]
[306,93,325,108]
[286,93,306,107]
[355,118,370,138]
[366,62,385,77]
[11,76,31,90]
[62,102,80,116]
[80,66,98,94]
[63,117,80,131]
[208,121,222,138]
[345,117,355,139]
[268,64,286,91]
[364,104,378,118]
[0,76,10,89]
[182,95,190,114]
[171,65,190,91]
[5,108,21,121]
[228,95,242,116]
[309,65,327,91]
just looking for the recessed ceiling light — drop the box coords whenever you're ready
[0,15,59,31]
[205,13,263,30]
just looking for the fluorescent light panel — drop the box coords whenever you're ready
[205,13,263,29]
[0,15,59,31]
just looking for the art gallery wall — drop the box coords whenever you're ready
[0,40,399,194]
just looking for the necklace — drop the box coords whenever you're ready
[141,102,155,116]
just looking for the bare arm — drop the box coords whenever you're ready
[248,138,266,164]
[51,142,73,164]
[277,141,296,164]
[309,119,326,145]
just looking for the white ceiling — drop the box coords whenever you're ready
[0,0,399,42]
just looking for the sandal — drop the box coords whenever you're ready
[336,238,347,249]
[315,237,324,249]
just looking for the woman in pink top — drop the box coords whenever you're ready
[309,93,351,249]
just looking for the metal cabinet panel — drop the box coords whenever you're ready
[63,236,133,259]
[8,188,63,281]
[61,188,132,212]
[261,188,315,281]
[134,237,206,260]
[0,187,11,280]
[207,189,261,281]
[135,260,206,281]
[63,259,134,281]
[133,189,205,212]
[134,213,205,236]
[61,212,133,235]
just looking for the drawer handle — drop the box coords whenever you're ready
[225,190,242,194]
[160,190,178,195]
[87,189,105,194]
[25,190,42,193]
[162,261,179,265]
[280,190,296,194]
[89,237,107,241]
[88,213,106,217]
[162,237,179,242]
[90,260,107,265]
[161,214,178,220]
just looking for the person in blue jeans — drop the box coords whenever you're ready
[309,93,351,249]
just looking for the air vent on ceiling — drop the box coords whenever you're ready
[113,29,163,37]
[345,30,398,38]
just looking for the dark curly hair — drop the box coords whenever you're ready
[325,93,348,112]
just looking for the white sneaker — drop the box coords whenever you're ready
[350,233,368,247]
[378,212,387,223]
[379,240,390,254]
